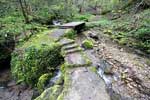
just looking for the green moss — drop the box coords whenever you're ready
[37,73,53,93]
[11,42,64,86]
[19,30,55,49]
[90,67,97,73]
[82,39,94,49]
[35,85,63,100]
[57,69,71,100]
[118,38,128,45]
[63,29,77,40]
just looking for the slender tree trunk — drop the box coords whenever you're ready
[18,0,30,23]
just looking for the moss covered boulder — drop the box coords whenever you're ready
[82,39,94,49]
[37,73,53,93]
[35,85,63,100]
[11,31,64,86]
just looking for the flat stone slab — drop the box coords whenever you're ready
[49,29,67,40]
[60,22,85,32]
[62,43,78,50]
[65,52,90,66]
[64,47,82,55]
[59,38,75,46]
[63,67,110,100]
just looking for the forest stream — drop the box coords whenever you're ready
[0,1,150,99]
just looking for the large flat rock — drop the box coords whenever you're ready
[62,67,110,100]
[65,52,90,66]
[49,29,67,40]
[60,22,85,33]
[60,22,85,28]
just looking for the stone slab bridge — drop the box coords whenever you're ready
[36,22,110,100]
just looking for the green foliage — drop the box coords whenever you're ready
[73,14,94,22]
[86,17,112,29]
[134,28,150,41]
[11,43,63,86]
[82,39,94,49]
[63,29,77,40]
[97,8,150,54]
[37,73,53,93]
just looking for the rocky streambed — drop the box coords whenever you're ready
[0,68,33,100]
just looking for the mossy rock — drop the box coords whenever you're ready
[37,73,53,93]
[57,69,72,100]
[35,85,63,100]
[11,31,64,86]
[82,39,94,49]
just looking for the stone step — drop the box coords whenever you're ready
[59,38,75,46]
[49,29,67,41]
[64,52,91,67]
[64,47,82,55]
[62,43,78,51]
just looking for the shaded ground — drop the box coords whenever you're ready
[0,69,33,100]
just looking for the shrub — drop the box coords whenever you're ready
[135,27,150,41]
[63,29,77,40]
[82,39,94,49]
[11,43,63,86]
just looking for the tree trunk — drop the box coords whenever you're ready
[18,0,30,23]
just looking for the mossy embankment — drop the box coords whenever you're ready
[11,30,64,87]
[10,28,78,100]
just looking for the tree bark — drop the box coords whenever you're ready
[18,0,30,23]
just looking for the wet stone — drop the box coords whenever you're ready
[59,38,75,46]
[62,43,78,50]
[65,52,90,66]
[89,32,99,40]
[49,29,67,40]
[63,67,110,100]
[64,47,82,55]
[99,60,113,74]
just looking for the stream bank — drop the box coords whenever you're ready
[80,29,150,100]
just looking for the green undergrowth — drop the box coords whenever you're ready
[63,29,77,40]
[86,17,112,29]
[0,13,47,64]
[87,9,150,54]
[73,13,95,22]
